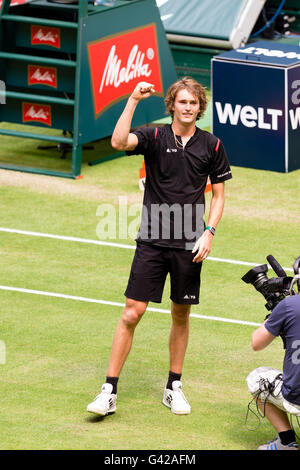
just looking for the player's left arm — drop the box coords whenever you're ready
[192,182,225,263]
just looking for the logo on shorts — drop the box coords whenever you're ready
[184,294,196,300]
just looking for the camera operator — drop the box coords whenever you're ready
[247,291,300,450]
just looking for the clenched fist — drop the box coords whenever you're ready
[131,82,156,101]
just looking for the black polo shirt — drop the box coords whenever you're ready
[126,124,232,250]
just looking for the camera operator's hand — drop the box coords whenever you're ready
[192,231,213,263]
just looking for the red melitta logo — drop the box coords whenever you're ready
[31,25,60,49]
[0,0,28,5]
[87,24,163,117]
[22,102,52,126]
[28,65,57,88]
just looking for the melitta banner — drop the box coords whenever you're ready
[22,102,52,126]
[77,0,177,145]
[31,25,61,49]
[87,23,164,118]
[28,65,57,88]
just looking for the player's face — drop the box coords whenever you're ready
[172,88,200,126]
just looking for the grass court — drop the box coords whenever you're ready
[0,108,299,450]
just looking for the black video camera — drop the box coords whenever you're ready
[242,255,300,347]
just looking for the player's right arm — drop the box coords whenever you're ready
[111,82,155,151]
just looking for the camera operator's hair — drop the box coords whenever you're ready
[165,76,207,120]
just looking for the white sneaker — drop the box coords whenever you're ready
[162,380,191,415]
[87,383,117,416]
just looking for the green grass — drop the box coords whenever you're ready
[0,118,299,450]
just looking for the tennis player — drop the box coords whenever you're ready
[87,77,232,416]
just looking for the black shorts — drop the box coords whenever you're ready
[124,242,202,304]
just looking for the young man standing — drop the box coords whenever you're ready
[87,77,232,416]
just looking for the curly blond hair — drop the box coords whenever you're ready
[164,76,207,120]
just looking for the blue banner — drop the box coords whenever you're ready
[212,59,286,172]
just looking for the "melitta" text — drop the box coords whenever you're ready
[99,45,152,93]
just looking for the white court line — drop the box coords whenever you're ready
[0,226,293,271]
[0,227,135,250]
[0,284,260,327]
